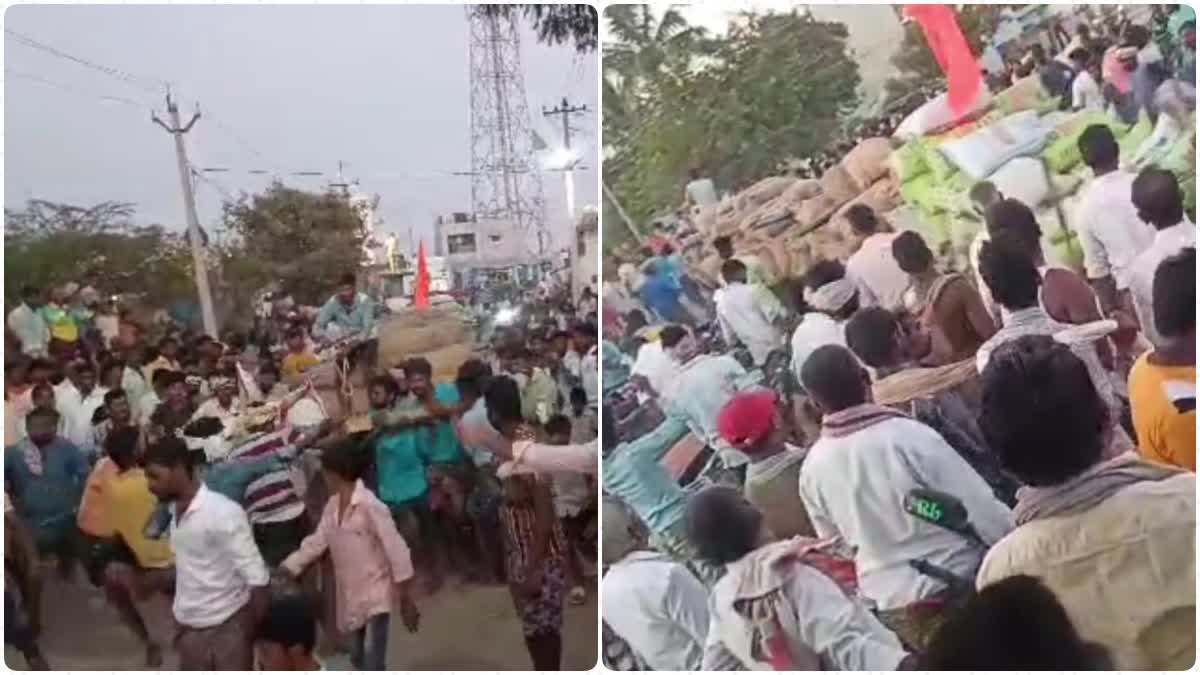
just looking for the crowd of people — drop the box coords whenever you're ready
[599,119,1196,669]
[982,5,1195,122]
[4,269,600,670]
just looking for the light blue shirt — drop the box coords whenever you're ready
[314,293,375,338]
[426,383,464,465]
[663,354,754,462]
[602,416,689,534]
[602,340,632,395]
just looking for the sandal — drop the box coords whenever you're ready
[567,585,587,605]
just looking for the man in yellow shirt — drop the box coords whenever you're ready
[93,427,174,667]
[1128,248,1196,470]
[141,336,181,386]
[281,328,319,379]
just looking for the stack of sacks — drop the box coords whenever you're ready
[378,306,474,381]
[688,137,903,285]
[885,74,1141,271]
[284,305,475,426]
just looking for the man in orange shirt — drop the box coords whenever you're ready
[1128,248,1196,470]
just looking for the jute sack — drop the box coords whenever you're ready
[831,178,902,235]
[417,342,476,383]
[743,176,795,206]
[748,241,792,282]
[793,194,839,229]
[842,138,895,188]
[378,309,469,365]
[783,236,816,280]
[805,225,859,263]
[782,178,823,204]
[819,164,863,207]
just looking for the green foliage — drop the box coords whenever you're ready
[3,200,194,307]
[220,182,367,307]
[602,6,861,229]
[6,183,370,329]
[475,4,598,53]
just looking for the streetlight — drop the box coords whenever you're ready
[543,146,582,297]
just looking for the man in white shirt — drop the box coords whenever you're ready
[55,364,107,459]
[191,377,242,435]
[1128,168,1197,347]
[797,345,1013,649]
[1074,124,1155,313]
[601,496,710,671]
[144,436,269,670]
[791,260,861,382]
[7,285,50,359]
[714,259,788,367]
[844,205,910,311]
[630,334,679,400]
[1069,49,1104,110]
[683,168,718,208]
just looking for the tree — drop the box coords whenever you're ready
[475,5,598,53]
[602,8,861,233]
[602,5,710,151]
[4,199,194,307]
[220,182,367,307]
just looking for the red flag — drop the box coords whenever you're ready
[414,240,430,308]
[904,4,982,115]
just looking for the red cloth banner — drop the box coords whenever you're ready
[414,240,431,308]
[903,4,983,115]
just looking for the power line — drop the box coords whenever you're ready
[7,28,282,173]
[5,28,165,96]
[4,70,146,108]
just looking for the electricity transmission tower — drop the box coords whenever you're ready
[466,6,548,258]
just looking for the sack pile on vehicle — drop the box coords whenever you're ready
[683,74,1195,287]
[378,305,474,381]
[684,138,903,287]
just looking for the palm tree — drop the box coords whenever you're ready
[602,5,708,141]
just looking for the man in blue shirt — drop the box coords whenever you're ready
[601,406,718,584]
[4,407,89,578]
[314,272,375,340]
[638,261,690,325]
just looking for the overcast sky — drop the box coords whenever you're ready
[5,4,598,252]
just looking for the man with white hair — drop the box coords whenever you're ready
[790,260,861,382]
[600,496,711,672]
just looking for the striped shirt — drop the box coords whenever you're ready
[224,427,305,525]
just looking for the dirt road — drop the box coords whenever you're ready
[5,573,597,670]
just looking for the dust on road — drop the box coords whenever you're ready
[5,573,597,671]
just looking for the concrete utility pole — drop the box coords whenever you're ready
[543,97,588,298]
[153,92,218,337]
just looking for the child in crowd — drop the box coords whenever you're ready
[282,440,420,671]
[544,414,596,606]
[281,327,319,379]
[255,593,322,671]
